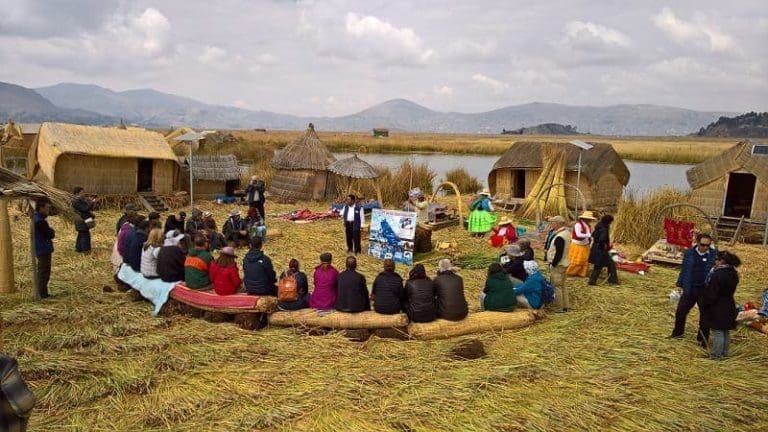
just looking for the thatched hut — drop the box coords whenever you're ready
[328,154,382,203]
[269,123,336,202]
[687,141,768,221]
[488,141,629,210]
[28,123,178,195]
[178,154,242,199]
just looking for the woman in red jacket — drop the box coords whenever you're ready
[210,247,242,295]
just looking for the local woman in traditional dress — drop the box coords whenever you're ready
[468,189,496,238]
[567,211,596,277]
[488,216,517,247]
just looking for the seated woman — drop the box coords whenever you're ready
[277,259,310,310]
[404,264,437,323]
[209,247,242,295]
[514,261,544,309]
[480,262,517,312]
[500,244,527,283]
[310,253,338,311]
[140,227,165,279]
[246,207,267,242]
[518,238,534,261]
[488,217,517,247]
[203,217,224,251]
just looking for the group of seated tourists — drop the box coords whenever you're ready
[480,259,545,311]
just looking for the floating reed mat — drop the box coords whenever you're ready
[269,308,408,329]
[407,310,541,340]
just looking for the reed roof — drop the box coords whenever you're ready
[186,154,241,181]
[34,123,177,161]
[490,141,630,185]
[0,166,77,222]
[328,154,379,179]
[271,123,336,171]
[687,140,768,189]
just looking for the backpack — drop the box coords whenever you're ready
[541,279,556,304]
[278,273,298,302]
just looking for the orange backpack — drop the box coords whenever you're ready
[278,273,298,302]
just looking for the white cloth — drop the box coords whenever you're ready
[572,220,592,246]
[117,264,175,316]
[140,245,161,278]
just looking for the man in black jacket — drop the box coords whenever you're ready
[157,231,188,283]
[342,194,363,254]
[71,186,95,254]
[434,259,468,321]
[164,211,186,234]
[246,176,266,220]
[33,200,55,299]
[371,259,404,314]
[336,256,370,312]
[243,236,277,295]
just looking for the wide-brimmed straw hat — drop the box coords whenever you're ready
[578,211,597,220]
[220,246,237,257]
[548,215,566,223]
[498,216,513,226]
[479,188,491,196]
[504,244,523,257]
[230,208,241,216]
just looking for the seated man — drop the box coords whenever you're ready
[335,256,370,313]
[243,236,277,295]
[222,208,249,247]
[514,260,544,309]
[403,264,437,323]
[371,259,404,314]
[434,258,469,321]
[157,231,188,283]
[184,235,213,289]
[164,211,186,234]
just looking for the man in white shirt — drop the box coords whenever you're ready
[342,194,363,254]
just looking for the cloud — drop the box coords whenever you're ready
[444,38,497,61]
[653,7,735,52]
[344,12,435,65]
[472,73,508,95]
[197,46,227,64]
[563,21,630,49]
[434,85,454,97]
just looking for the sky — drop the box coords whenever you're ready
[0,0,766,116]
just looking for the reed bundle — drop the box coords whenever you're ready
[521,145,569,219]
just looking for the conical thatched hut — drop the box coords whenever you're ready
[269,123,336,202]
[28,123,178,195]
[488,141,629,210]
[687,141,768,221]
[328,154,382,203]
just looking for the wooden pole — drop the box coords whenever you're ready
[0,199,15,293]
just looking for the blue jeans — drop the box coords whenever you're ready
[710,329,730,359]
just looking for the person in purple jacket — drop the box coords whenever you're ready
[310,252,339,311]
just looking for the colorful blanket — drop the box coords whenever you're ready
[664,218,694,248]
[116,264,175,316]
[283,208,339,222]
[170,284,278,313]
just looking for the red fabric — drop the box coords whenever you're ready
[617,262,651,274]
[209,262,243,296]
[171,284,258,309]
[571,220,590,240]
[663,218,694,248]
[284,208,338,222]
[489,225,517,247]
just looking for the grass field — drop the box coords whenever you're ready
[222,130,739,165]
[1,200,767,431]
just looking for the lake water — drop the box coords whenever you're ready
[334,152,693,196]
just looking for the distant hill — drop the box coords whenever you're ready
[501,123,581,135]
[0,80,737,135]
[695,112,768,138]
[0,82,115,124]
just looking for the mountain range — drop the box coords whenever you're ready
[1,81,737,135]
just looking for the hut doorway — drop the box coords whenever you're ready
[137,159,154,192]
[513,170,526,198]
[723,172,757,218]
[225,179,239,196]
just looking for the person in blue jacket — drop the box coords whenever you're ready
[514,260,544,309]
[669,233,717,346]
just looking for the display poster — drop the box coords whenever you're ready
[368,209,417,265]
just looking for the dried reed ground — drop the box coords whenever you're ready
[1,202,767,431]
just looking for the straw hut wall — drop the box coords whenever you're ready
[178,154,242,198]
[269,123,336,202]
[28,123,178,195]
[488,141,630,210]
[686,141,768,222]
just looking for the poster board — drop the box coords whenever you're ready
[368,209,417,265]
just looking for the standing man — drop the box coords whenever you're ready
[71,186,95,254]
[342,194,363,255]
[669,233,716,346]
[246,176,266,221]
[546,216,571,313]
[33,199,55,299]
[566,211,595,277]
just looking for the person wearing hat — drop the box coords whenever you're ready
[246,176,266,220]
[567,211,596,278]
[164,211,186,234]
[546,215,571,312]
[157,231,189,283]
[488,216,518,247]
[210,246,242,296]
[223,208,249,247]
[71,186,95,254]
[468,188,496,238]
[514,260,545,309]
[407,188,429,223]
[434,259,468,321]
[116,203,139,236]
[588,214,619,286]
[500,243,527,283]
[310,252,339,310]
[185,208,205,236]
